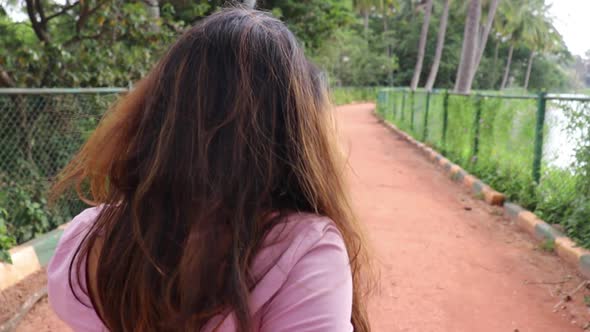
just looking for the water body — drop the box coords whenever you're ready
[544,98,588,170]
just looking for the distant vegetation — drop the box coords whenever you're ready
[0,0,584,92]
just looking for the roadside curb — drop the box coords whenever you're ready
[0,226,65,291]
[504,202,590,278]
[375,112,590,279]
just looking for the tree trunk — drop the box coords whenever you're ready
[144,0,161,32]
[454,0,482,93]
[524,51,535,90]
[500,43,514,90]
[424,0,450,91]
[490,40,500,88]
[384,19,390,59]
[0,66,15,87]
[466,0,500,88]
[384,15,394,85]
[410,0,433,90]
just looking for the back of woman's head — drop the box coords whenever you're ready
[53,7,371,332]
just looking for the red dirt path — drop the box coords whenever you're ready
[7,103,590,331]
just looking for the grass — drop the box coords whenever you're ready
[539,239,556,252]
[331,86,380,106]
[377,88,590,248]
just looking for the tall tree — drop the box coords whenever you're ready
[353,0,375,36]
[489,37,501,88]
[465,0,500,88]
[410,0,433,90]
[454,0,482,93]
[496,0,535,89]
[424,0,450,90]
[500,43,514,89]
[521,2,560,90]
[145,0,161,32]
[380,0,399,85]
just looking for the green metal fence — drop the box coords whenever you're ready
[377,88,590,227]
[0,88,125,247]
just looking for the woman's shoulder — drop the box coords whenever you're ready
[52,206,102,257]
[246,212,353,331]
[260,212,345,268]
[46,206,105,332]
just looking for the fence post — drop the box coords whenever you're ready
[409,90,415,131]
[400,90,406,123]
[472,94,483,162]
[533,92,547,183]
[423,91,431,141]
[442,90,449,151]
[391,91,396,121]
[384,89,389,117]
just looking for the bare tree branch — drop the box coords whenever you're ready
[34,0,47,25]
[46,2,80,21]
[0,65,15,87]
[64,29,108,47]
[24,0,51,43]
[76,0,108,34]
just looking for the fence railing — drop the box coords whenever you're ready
[0,88,126,253]
[377,87,590,231]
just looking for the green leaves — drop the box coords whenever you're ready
[0,208,15,263]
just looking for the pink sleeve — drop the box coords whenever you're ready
[259,226,353,332]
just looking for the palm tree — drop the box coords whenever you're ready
[381,0,399,84]
[465,0,501,88]
[424,0,451,90]
[521,3,560,90]
[354,0,377,36]
[455,0,482,93]
[496,0,524,90]
[144,0,161,32]
[489,35,501,88]
[410,0,433,90]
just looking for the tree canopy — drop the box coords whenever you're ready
[0,0,579,91]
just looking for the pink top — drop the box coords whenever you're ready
[47,207,353,331]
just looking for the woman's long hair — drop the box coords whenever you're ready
[52,7,371,332]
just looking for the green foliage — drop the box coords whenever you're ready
[378,89,590,249]
[331,87,379,105]
[266,0,355,51]
[1,1,178,87]
[560,100,590,248]
[539,239,555,252]
[0,93,115,261]
[0,207,15,263]
[313,29,397,86]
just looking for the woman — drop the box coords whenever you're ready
[48,7,371,332]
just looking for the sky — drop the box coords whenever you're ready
[548,0,590,57]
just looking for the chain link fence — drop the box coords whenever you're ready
[0,87,379,259]
[377,88,590,246]
[0,89,125,249]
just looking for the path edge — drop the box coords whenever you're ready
[0,224,67,291]
[374,112,590,279]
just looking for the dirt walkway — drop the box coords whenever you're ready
[7,103,590,331]
[342,103,589,331]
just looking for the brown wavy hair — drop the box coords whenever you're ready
[52,7,371,332]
